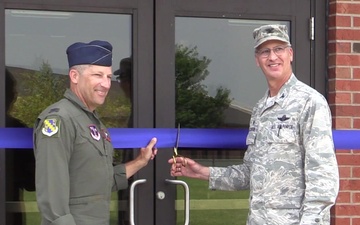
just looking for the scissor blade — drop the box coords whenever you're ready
[175,123,180,149]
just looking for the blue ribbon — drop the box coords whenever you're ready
[0,128,359,150]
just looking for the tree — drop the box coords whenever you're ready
[11,62,67,127]
[11,45,232,129]
[11,61,129,128]
[175,44,232,128]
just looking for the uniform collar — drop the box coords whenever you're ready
[260,73,297,108]
[64,89,97,114]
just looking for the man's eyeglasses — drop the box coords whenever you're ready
[256,45,290,58]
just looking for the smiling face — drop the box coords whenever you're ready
[255,40,293,85]
[69,65,112,111]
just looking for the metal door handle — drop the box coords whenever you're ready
[165,179,190,225]
[130,179,147,225]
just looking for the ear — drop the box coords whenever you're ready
[69,69,79,84]
[289,47,294,62]
[255,56,260,67]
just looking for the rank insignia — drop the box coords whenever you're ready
[42,118,60,137]
[89,125,101,141]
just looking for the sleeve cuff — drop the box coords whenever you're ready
[300,214,323,225]
[113,163,128,190]
[50,213,76,225]
[208,167,216,190]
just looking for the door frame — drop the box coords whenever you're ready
[0,0,326,224]
[0,0,155,224]
[154,0,326,224]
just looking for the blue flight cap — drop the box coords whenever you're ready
[66,40,113,67]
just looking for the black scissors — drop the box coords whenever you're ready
[172,123,181,165]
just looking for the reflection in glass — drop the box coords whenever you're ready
[5,68,36,225]
[114,56,134,225]
[5,9,131,225]
[175,18,289,225]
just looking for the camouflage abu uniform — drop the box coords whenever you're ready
[209,74,339,225]
[34,89,128,225]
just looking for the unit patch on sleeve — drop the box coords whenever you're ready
[42,118,60,137]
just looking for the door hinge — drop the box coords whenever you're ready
[309,17,314,41]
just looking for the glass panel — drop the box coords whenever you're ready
[5,10,131,225]
[175,18,289,225]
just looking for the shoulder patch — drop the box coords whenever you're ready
[42,118,60,137]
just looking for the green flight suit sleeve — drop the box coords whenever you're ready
[34,115,76,225]
[112,163,128,191]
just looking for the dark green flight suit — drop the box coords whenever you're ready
[34,89,128,225]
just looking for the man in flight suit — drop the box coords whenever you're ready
[33,40,157,225]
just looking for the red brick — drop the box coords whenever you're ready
[353,93,360,104]
[333,117,352,129]
[353,118,360,129]
[354,68,360,79]
[353,218,360,225]
[339,166,351,178]
[331,217,350,225]
[335,15,352,27]
[352,192,360,203]
[328,42,351,54]
[334,3,360,14]
[328,92,336,103]
[337,154,360,165]
[354,17,360,27]
[353,167,360,178]
[333,105,360,116]
[337,191,351,203]
[334,204,360,215]
[339,93,352,104]
[335,80,360,91]
[340,180,360,190]
[328,80,336,92]
[328,2,337,15]
[329,55,360,67]
[328,67,351,79]
[329,29,360,41]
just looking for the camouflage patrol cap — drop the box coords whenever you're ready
[253,24,290,48]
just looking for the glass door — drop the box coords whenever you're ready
[2,1,155,224]
[153,0,322,224]
[1,0,326,224]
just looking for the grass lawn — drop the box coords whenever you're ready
[176,177,249,225]
[20,177,249,225]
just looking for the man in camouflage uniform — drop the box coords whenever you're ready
[169,24,339,225]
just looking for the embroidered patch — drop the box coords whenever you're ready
[42,118,60,137]
[89,125,101,141]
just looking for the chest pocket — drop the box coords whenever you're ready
[77,126,107,156]
[265,122,298,144]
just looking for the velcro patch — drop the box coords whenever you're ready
[41,118,60,137]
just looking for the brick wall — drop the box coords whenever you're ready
[328,1,360,224]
